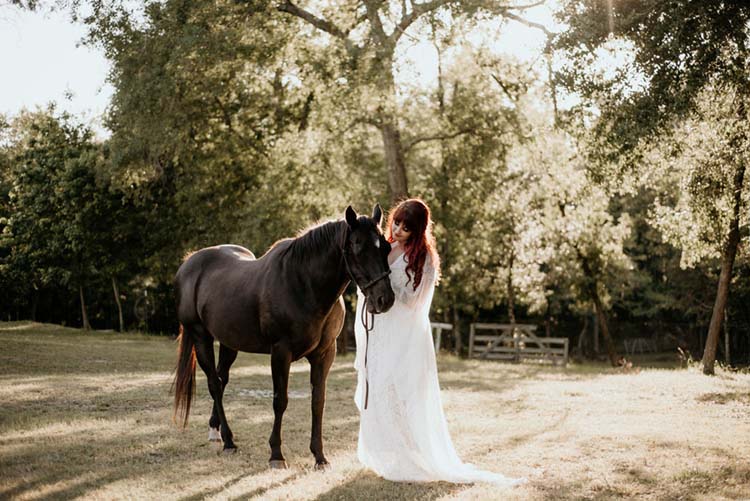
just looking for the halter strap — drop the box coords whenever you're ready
[359,269,391,290]
[340,230,391,294]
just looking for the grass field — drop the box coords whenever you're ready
[1,321,749,500]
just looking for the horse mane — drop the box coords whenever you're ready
[285,219,346,265]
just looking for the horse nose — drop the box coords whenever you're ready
[376,295,385,312]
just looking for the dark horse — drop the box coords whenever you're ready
[172,204,394,469]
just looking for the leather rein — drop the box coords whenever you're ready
[341,232,391,410]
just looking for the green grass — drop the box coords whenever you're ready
[1,321,749,500]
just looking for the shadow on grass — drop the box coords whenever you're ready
[0,402,288,500]
[696,391,750,405]
[0,368,284,435]
[532,441,750,501]
[0,431,222,498]
[177,470,285,501]
[504,409,571,449]
[313,470,466,501]
[534,464,750,501]
[0,338,365,500]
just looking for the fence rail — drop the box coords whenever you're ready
[469,323,569,366]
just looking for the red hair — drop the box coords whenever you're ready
[385,198,441,290]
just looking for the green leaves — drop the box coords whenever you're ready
[556,1,750,160]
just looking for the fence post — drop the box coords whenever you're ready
[468,323,475,359]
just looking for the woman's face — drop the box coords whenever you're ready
[392,219,412,244]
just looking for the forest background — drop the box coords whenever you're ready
[1,0,749,375]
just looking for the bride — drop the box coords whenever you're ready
[354,198,525,486]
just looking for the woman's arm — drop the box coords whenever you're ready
[392,257,437,310]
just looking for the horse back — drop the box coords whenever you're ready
[175,245,268,352]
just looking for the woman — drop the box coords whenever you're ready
[354,198,524,486]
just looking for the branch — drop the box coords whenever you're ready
[395,0,453,43]
[335,115,381,135]
[491,73,518,104]
[489,73,532,140]
[278,0,349,41]
[502,11,553,37]
[506,0,547,10]
[394,1,550,43]
[404,128,476,151]
[363,0,389,46]
[349,12,369,33]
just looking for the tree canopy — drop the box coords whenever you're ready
[3,0,750,369]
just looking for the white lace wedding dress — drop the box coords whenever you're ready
[354,252,525,486]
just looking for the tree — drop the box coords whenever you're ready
[389,48,537,349]
[642,85,749,366]
[273,0,550,202]
[82,0,313,279]
[555,0,750,374]
[511,129,632,365]
[0,107,152,329]
[2,109,98,327]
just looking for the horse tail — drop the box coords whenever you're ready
[172,324,196,428]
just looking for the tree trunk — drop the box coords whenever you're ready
[593,311,600,354]
[724,307,730,366]
[79,285,91,331]
[507,252,516,324]
[376,58,409,203]
[112,276,124,333]
[30,288,39,322]
[577,315,588,353]
[380,119,409,203]
[577,250,618,365]
[453,306,461,356]
[701,161,745,375]
[591,291,619,366]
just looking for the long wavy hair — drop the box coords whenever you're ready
[385,198,441,290]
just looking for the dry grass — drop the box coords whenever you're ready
[1,321,749,500]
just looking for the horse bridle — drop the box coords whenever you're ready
[340,231,392,298]
[341,230,391,410]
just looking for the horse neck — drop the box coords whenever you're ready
[289,220,350,307]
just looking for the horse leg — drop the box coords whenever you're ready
[308,344,336,470]
[193,333,237,452]
[208,343,238,443]
[269,342,292,468]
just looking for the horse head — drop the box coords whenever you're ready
[344,204,396,314]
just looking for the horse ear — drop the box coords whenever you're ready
[372,203,382,225]
[345,206,358,228]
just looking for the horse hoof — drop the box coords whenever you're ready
[222,446,237,455]
[208,428,221,442]
[269,459,288,469]
[314,461,331,471]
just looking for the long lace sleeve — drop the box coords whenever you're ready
[392,257,437,310]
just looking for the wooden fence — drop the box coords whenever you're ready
[468,323,569,366]
[431,322,452,352]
